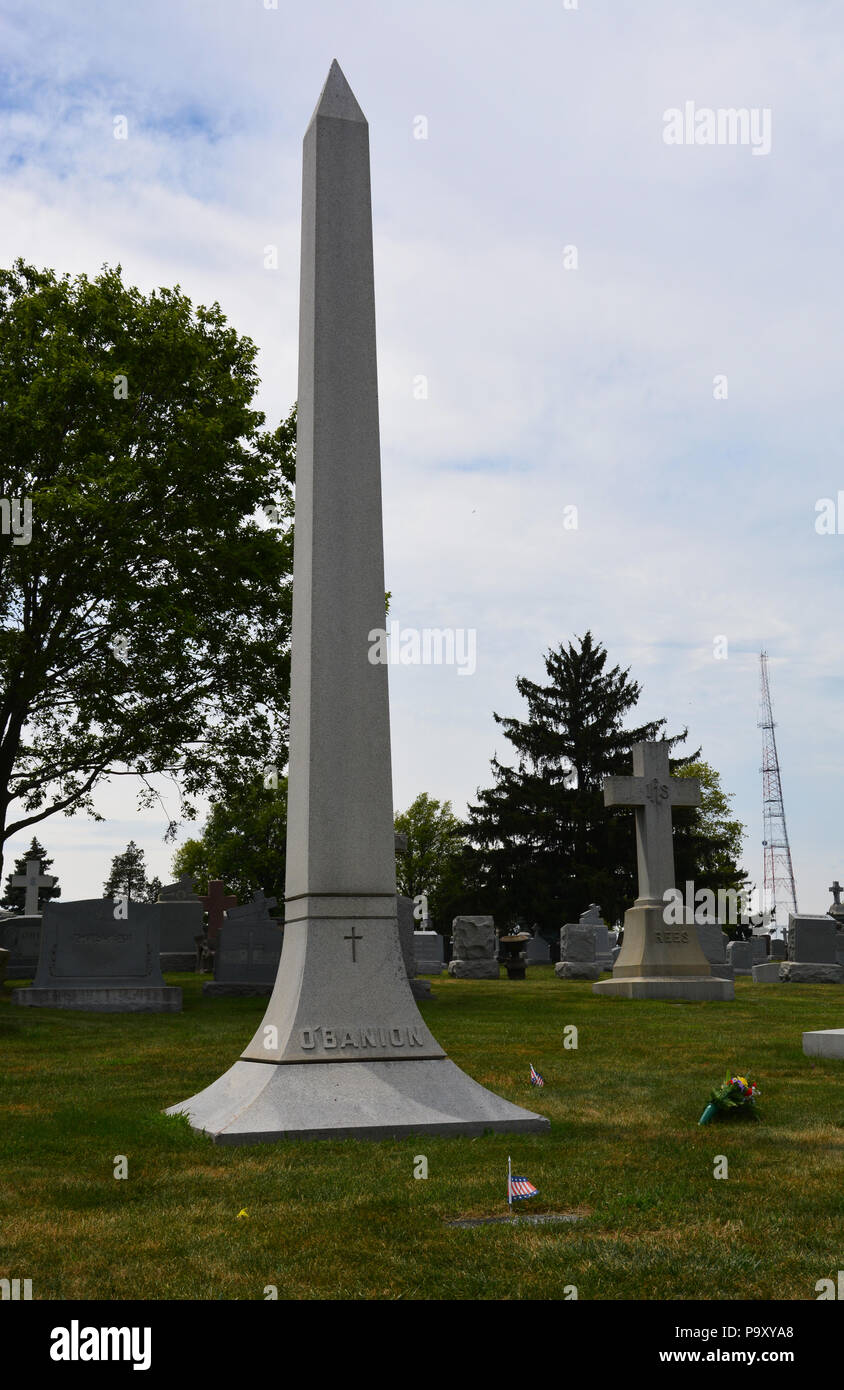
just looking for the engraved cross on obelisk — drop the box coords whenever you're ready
[594,741,734,1001]
[166,61,548,1140]
[603,743,700,905]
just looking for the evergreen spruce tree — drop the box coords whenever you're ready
[1,836,61,911]
[465,632,697,936]
[102,840,155,902]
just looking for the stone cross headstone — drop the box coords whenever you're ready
[10,859,57,917]
[200,881,237,947]
[828,880,844,927]
[167,62,546,1142]
[13,900,181,1012]
[593,742,733,1001]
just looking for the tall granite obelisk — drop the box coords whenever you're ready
[168,61,548,1142]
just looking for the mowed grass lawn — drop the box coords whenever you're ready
[1,968,843,1301]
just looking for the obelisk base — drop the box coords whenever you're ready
[167,1057,549,1144]
[593,902,735,1002]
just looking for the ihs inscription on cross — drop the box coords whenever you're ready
[603,742,700,904]
[344,925,363,963]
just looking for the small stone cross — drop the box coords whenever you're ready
[10,858,58,916]
[829,880,843,906]
[603,743,700,904]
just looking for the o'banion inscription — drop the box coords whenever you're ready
[299,1025,425,1053]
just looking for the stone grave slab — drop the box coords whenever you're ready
[396,895,431,1000]
[13,900,181,1012]
[556,924,601,980]
[0,915,42,979]
[788,914,838,964]
[525,934,551,964]
[204,896,283,997]
[414,930,445,974]
[726,939,753,975]
[803,1028,844,1060]
[695,924,733,980]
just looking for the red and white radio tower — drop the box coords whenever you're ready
[758,651,797,928]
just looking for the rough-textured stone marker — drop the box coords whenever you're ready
[448,916,499,979]
[0,915,42,979]
[166,63,546,1143]
[593,742,733,1002]
[13,900,181,1012]
[788,914,838,964]
[555,924,601,980]
[695,924,733,981]
[780,962,841,984]
[158,875,204,971]
[803,1028,844,1060]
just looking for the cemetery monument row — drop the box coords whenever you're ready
[167,62,548,1142]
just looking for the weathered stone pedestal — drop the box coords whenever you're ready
[593,903,734,1001]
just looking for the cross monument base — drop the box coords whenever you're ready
[593,903,735,1001]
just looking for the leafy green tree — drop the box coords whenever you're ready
[394,793,467,931]
[102,839,158,902]
[0,834,61,910]
[0,259,295,881]
[673,761,749,936]
[465,632,700,935]
[172,777,287,908]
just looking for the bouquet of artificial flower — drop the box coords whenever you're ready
[698,1073,760,1125]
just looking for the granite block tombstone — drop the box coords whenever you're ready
[449,916,499,979]
[203,893,282,997]
[13,899,181,1012]
[397,895,432,1000]
[695,924,734,981]
[0,916,43,979]
[525,934,551,964]
[555,924,601,981]
[413,930,445,974]
[157,874,204,971]
[726,939,753,975]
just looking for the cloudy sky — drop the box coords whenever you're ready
[2,0,841,916]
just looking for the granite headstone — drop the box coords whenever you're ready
[13,899,181,1012]
[448,916,499,979]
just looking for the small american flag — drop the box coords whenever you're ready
[509,1175,538,1200]
[530,1064,544,1087]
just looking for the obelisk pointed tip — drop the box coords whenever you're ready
[308,59,367,126]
